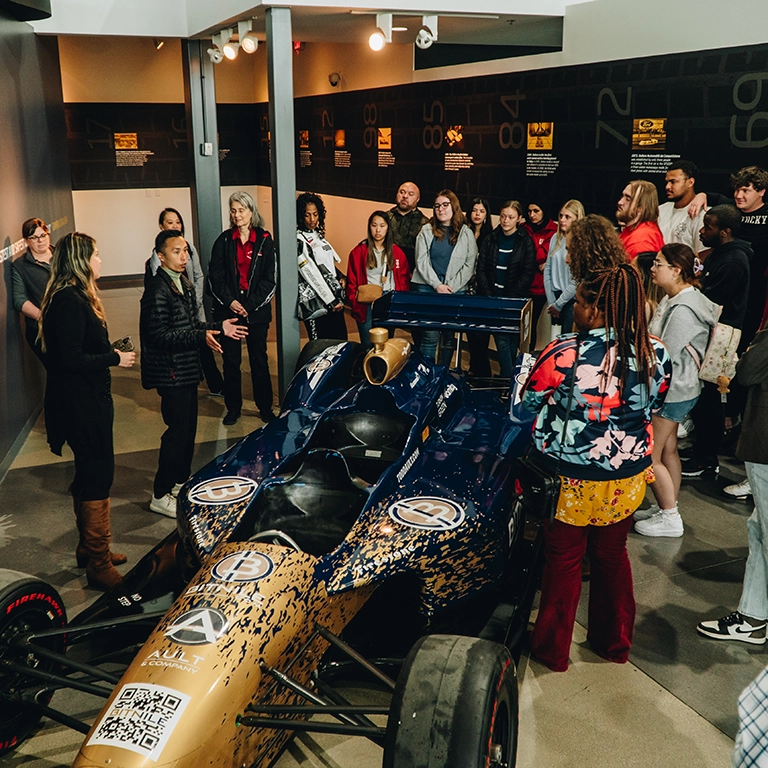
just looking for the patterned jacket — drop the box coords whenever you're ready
[521,328,671,480]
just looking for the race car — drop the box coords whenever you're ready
[0,293,546,768]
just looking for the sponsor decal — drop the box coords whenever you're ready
[388,496,466,531]
[141,649,206,675]
[118,593,143,608]
[164,608,228,646]
[396,448,420,483]
[212,551,274,583]
[88,683,191,760]
[305,343,344,390]
[417,363,430,376]
[435,383,458,418]
[188,476,259,506]
[187,583,265,607]
[353,543,417,576]
[409,374,420,389]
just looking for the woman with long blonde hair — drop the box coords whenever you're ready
[40,232,135,590]
[543,199,585,334]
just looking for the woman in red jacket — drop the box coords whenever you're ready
[347,210,411,348]
[523,199,557,351]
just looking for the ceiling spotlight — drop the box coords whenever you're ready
[369,12,392,51]
[416,15,438,49]
[153,38,164,50]
[223,39,239,59]
[237,19,259,54]
[207,47,224,64]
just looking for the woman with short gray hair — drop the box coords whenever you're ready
[208,191,277,426]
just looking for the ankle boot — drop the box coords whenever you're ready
[81,498,124,590]
[73,487,127,568]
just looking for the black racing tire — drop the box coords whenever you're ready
[0,570,67,755]
[294,338,357,374]
[383,634,518,768]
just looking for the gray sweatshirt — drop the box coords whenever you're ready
[648,286,720,403]
[411,223,478,292]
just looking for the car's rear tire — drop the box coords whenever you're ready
[0,570,67,755]
[383,634,517,768]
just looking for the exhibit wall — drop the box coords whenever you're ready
[0,10,74,472]
[63,40,768,274]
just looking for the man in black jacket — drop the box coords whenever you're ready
[141,230,247,517]
[682,205,751,477]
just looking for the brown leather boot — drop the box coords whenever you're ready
[73,486,127,568]
[81,499,124,590]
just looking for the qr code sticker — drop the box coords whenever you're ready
[87,683,191,761]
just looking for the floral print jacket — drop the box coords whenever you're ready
[521,328,671,481]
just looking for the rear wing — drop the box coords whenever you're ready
[371,292,533,353]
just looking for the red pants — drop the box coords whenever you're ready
[531,515,635,672]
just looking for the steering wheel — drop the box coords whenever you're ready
[248,529,303,552]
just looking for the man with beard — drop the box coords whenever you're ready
[681,205,751,478]
[388,181,428,271]
[616,179,665,259]
[658,160,708,255]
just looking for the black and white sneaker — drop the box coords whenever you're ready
[696,611,767,645]
[680,457,719,478]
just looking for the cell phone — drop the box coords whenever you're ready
[111,336,134,352]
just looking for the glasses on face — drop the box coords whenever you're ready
[28,233,49,241]
[434,202,451,211]
[652,260,671,268]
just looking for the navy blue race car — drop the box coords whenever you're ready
[0,293,546,768]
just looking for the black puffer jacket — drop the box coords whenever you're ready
[140,269,219,389]
[476,226,536,298]
[208,227,276,324]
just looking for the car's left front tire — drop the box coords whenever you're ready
[0,570,67,755]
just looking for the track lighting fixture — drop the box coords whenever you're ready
[238,19,259,54]
[153,38,164,50]
[416,15,438,50]
[369,12,392,51]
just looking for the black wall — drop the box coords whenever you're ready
[65,42,768,216]
[0,11,74,470]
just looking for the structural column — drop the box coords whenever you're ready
[266,6,300,395]
[182,40,221,273]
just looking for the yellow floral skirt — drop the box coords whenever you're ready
[555,466,655,527]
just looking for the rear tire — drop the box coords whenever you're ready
[0,570,67,755]
[294,339,350,374]
[383,634,517,768]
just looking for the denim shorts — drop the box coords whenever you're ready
[658,396,698,423]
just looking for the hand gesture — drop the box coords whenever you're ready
[230,299,248,317]
[117,350,136,368]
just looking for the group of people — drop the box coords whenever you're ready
[11,162,768,692]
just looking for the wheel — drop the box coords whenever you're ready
[0,569,67,755]
[383,634,518,768]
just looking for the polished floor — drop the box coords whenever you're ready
[1,287,756,767]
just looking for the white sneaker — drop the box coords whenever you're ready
[634,504,660,521]
[171,483,184,498]
[677,416,693,439]
[635,509,684,538]
[150,493,177,518]
[724,479,752,499]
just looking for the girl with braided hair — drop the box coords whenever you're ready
[521,263,672,672]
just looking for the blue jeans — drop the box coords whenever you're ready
[411,283,463,365]
[356,307,374,350]
[739,462,768,620]
[493,333,515,378]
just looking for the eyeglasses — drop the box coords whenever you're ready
[27,233,49,241]
[652,260,671,268]
[433,202,451,210]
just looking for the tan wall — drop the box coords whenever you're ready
[58,36,415,104]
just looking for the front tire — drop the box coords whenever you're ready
[383,634,518,768]
[0,570,67,755]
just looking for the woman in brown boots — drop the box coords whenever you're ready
[39,232,135,589]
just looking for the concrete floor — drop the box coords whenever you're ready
[1,287,754,767]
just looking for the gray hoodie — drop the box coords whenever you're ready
[649,286,721,403]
